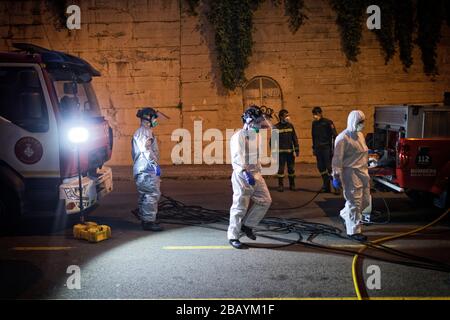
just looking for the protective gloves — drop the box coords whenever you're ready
[332,175,342,190]
[149,164,161,176]
[242,170,256,186]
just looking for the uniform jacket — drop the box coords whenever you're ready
[312,118,337,150]
[274,121,299,154]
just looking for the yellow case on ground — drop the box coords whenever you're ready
[73,222,111,243]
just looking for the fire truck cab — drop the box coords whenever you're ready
[367,104,450,208]
[0,43,113,225]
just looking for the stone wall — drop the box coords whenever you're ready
[1,0,449,165]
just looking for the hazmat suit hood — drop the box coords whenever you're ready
[346,110,366,132]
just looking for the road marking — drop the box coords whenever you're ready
[163,245,232,250]
[168,296,450,300]
[366,297,450,300]
[11,246,73,251]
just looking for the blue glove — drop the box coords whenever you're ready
[242,170,256,186]
[332,176,342,189]
[150,164,161,176]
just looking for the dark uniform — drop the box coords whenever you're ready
[275,121,299,190]
[312,117,337,192]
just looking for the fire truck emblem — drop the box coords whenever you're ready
[14,137,43,164]
[415,147,432,167]
[24,144,34,157]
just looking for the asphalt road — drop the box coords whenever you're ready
[1,177,449,299]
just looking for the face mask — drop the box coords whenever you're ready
[282,116,290,123]
[251,122,261,133]
[356,123,365,132]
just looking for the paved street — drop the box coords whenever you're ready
[1,176,449,299]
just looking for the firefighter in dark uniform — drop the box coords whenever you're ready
[311,106,338,192]
[275,109,299,192]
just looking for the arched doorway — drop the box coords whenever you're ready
[242,76,283,117]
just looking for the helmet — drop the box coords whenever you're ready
[136,107,158,121]
[312,106,322,115]
[242,105,263,124]
[278,109,289,119]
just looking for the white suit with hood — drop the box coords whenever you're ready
[228,129,272,240]
[332,110,370,235]
[132,124,161,222]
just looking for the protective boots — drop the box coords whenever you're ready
[320,173,331,193]
[241,225,257,240]
[278,177,295,191]
[142,221,164,231]
[349,233,368,242]
[278,178,284,192]
[229,239,246,249]
[288,176,296,191]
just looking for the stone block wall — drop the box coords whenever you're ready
[1,0,449,165]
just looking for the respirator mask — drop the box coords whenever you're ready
[356,121,365,132]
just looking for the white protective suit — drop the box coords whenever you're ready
[228,129,272,240]
[332,110,370,235]
[132,124,161,222]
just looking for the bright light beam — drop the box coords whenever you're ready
[68,127,89,144]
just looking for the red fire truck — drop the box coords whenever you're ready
[367,104,450,208]
[0,43,113,226]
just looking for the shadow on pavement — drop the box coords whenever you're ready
[0,260,43,299]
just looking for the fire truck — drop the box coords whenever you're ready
[367,103,450,208]
[0,43,113,226]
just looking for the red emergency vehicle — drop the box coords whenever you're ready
[367,104,450,208]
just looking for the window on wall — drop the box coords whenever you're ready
[243,76,283,114]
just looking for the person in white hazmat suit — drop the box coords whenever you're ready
[131,107,163,231]
[331,110,370,242]
[228,105,273,249]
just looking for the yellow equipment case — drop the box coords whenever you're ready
[73,222,111,243]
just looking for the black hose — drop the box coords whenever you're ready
[155,194,450,273]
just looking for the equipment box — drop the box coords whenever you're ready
[73,222,111,243]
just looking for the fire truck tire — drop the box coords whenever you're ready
[405,190,433,207]
[0,186,20,229]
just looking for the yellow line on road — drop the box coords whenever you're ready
[366,297,450,300]
[163,245,232,250]
[173,296,450,301]
[11,246,73,251]
[352,209,449,300]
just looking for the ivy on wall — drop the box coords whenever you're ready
[46,0,68,30]
[372,0,395,64]
[446,1,450,27]
[46,0,449,89]
[284,0,308,34]
[417,0,445,76]
[207,0,263,90]
[188,0,448,87]
[329,0,365,63]
[186,0,200,16]
[187,0,307,90]
[394,0,415,71]
[332,0,445,76]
